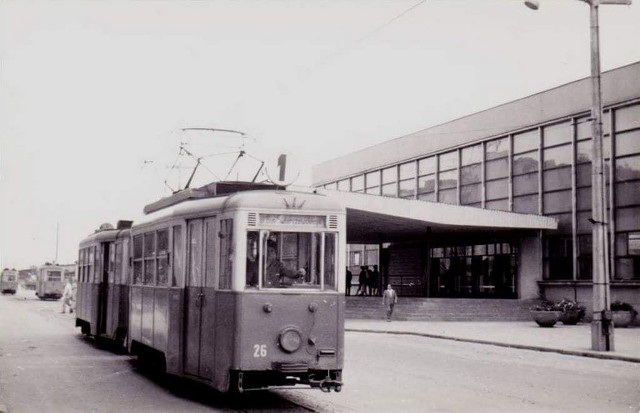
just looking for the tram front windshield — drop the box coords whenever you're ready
[246,230,336,290]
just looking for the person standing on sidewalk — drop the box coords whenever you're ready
[61,279,73,314]
[382,284,397,321]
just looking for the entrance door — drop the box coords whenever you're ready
[184,219,204,376]
[98,242,110,335]
[184,218,217,379]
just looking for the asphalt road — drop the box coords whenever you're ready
[1,290,639,413]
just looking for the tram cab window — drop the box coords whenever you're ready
[47,271,62,282]
[248,230,337,290]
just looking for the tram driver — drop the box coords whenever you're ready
[264,240,305,288]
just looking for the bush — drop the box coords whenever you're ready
[556,298,586,318]
[610,301,638,315]
[530,301,561,311]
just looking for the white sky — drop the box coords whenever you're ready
[1,0,639,269]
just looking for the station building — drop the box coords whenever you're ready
[312,61,640,311]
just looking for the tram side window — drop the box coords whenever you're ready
[157,229,169,286]
[144,232,156,285]
[219,219,233,290]
[246,231,259,287]
[115,242,122,285]
[121,238,130,285]
[78,250,84,282]
[89,246,95,283]
[324,233,337,290]
[172,225,184,287]
[133,235,143,284]
[108,243,116,284]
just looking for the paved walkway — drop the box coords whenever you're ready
[345,319,640,363]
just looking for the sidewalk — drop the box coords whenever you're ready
[345,319,640,363]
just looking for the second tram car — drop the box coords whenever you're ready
[76,222,132,346]
[35,264,65,299]
[76,182,346,393]
[1,269,19,294]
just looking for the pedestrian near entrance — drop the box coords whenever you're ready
[371,265,380,296]
[382,284,398,321]
[346,267,353,296]
[356,266,368,296]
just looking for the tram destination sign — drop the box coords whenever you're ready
[259,214,326,228]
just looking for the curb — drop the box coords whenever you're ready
[346,328,640,364]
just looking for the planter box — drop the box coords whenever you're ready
[612,311,636,328]
[531,310,561,328]
[560,310,583,325]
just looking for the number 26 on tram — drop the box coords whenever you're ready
[128,188,346,393]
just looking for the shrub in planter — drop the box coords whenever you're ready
[610,301,638,328]
[530,301,562,327]
[556,298,586,325]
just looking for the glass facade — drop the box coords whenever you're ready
[324,101,640,284]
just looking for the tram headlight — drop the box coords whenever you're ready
[278,327,302,353]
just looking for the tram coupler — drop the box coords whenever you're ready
[309,376,343,393]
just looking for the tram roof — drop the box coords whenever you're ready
[136,188,345,227]
[316,189,557,243]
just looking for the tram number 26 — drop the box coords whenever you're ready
[253,344,267,358]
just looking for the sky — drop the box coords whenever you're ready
[1,0,639,269]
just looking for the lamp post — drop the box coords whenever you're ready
[524,0,631,351]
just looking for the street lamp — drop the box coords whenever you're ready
[525,0,632,351]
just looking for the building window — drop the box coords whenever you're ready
[381,167,397,197]
[615,232,640,280]
[543,121,572,147]
[399,162,416,198]
[615,104,640,133]
[544,236,573,280]
[337,179,350,191]
[365,171,380,194]
[351,175,364,192]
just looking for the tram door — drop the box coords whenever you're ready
[98,242,110,335]
[184,218,217,379]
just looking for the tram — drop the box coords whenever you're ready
[35,264,66,300]
[76,222,132,346]
[1,269,19,294]
[76,181,346,393]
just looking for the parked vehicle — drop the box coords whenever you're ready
[35,264,65,299]
[76,181,346,393]
[1,268,19,294]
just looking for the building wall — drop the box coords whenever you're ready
[316,62,640,302]
[313,62,640,186]
[519,235,542,300]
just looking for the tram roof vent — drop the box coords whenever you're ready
[95,223,114,233]
[117,220,133,229]
[247,212,257,227]
[328,215,338,229]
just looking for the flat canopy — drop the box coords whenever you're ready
[317,189,557,243]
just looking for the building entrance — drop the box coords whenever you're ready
[428,243,518,298]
